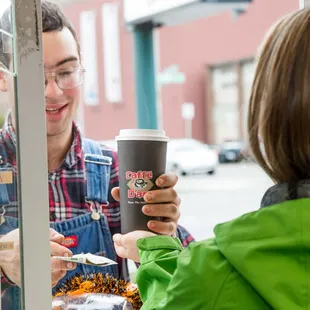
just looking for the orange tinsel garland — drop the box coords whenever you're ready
[54,273,142,310]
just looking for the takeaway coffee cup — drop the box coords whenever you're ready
[116,129,169,234]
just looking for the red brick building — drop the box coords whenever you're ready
[63,0,298,143]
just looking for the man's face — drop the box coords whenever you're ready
[43,27,81,137]
[0,27,81,137]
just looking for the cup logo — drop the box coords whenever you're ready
[126,171,154,199]
[133,178,148,190]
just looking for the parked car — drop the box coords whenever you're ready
[166,138,218,176]
[218,140,246,163]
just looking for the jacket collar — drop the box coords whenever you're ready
[260,180,310,208]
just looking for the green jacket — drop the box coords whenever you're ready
[136,198,310,309]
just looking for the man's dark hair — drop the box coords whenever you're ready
[0,0,80,68]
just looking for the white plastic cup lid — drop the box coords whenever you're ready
[116,129,169,142]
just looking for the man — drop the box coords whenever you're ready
[0,1,194,309]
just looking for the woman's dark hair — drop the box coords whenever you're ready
[248,9,310,183]
[0,0,80,68]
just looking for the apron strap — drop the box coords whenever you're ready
[0,183,10,205]
[82,138,112,204]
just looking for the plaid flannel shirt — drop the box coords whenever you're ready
[1,115,194,291]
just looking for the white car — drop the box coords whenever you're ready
[166,139,218,176]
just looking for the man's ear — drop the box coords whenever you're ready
[0,68,7,92]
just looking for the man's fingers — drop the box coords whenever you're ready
[156,172,178,188]
[147,220,177,236]
[51,270,66,288]
[111,187,120,202]
[50,241,76,271]
[51,257,76,272]
[49,228,64,243]
[142,203,180,221]
[144,188,179,205]
[50,241,73,256]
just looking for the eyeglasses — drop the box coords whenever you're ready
[44,67,86,90]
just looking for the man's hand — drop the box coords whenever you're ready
[0,228,77,287]
[112,172,181,236]
[113,231,156,263]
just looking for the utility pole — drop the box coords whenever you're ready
[133,22,158,129]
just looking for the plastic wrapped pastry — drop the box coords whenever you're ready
[54,273,142,310]
[52,293,132,310]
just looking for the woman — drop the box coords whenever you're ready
[113,9,310,310]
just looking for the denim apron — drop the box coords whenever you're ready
[0,139,119,310]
